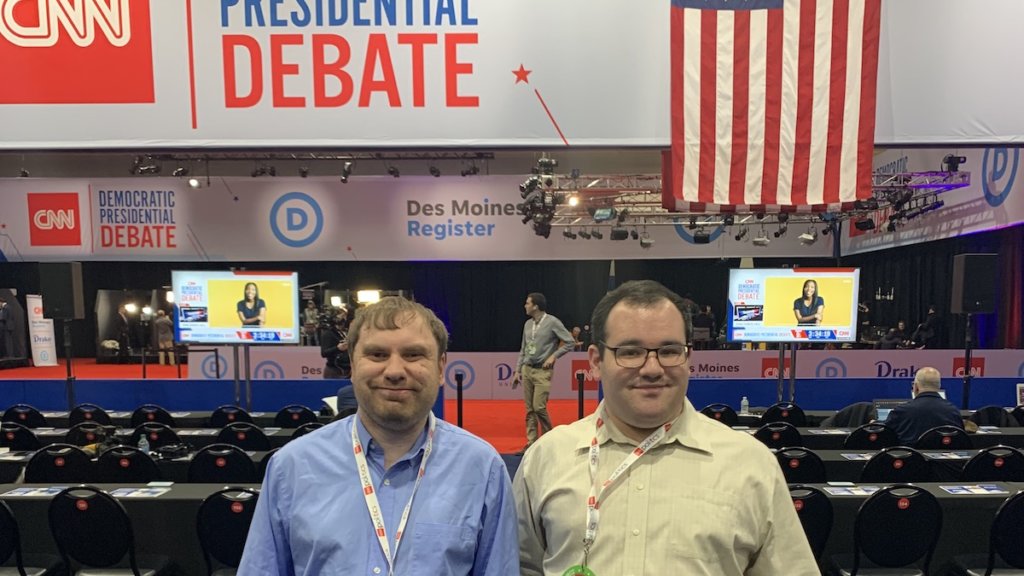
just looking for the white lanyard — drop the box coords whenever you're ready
[530,314,546,342]
[583,406,669,563]
[351,413,435,576]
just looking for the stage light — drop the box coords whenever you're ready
[773,223,788,238]
[591,228,603,240]
[130,155,160,175]
[639,234,654,249]
[752,230,770,246]
[299,166,310,178]
[886,220,898,233]
[693,230,710,244]
[341,161,353,183]
[330,296,343,308]
[124,303,138,313]
[172,166,189,177]
[387,166,400,178]
[429,166,441,177]
[854,218,876,231]
[567,195,579,207]
[687,217,697,230]
[798,228,818,245]
[777,213,789,223]
[723,215,735,226]
[187,177,201,188]
[18,168,29,178]
[579,229,591,239]
[610,227,629,241]
[630,229,639,240]
[142,306,153,316]
[164,291,174,303]
[943,154,966,172]
[460,165,479,177]
[536,157,558,175]
[854,198,879,210]
[356,290,381,304]
[251,163,276,178]
[734,228,748,241]
[563,229,577,239]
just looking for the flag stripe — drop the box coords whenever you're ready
[698,11,718,204]
[775,3,800,206]
[682,11,702,207]
[760,8,783,206]
[669,8,686,208]
[822,0,849,204]
[790,0,816,206]
[857,0,881,200]
[806,0,833,205]
[728,10,751,206]
[744,10,767,205]
[839,0,865,202]
[714,12,735,205]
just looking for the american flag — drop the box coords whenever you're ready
[665,0,881,210]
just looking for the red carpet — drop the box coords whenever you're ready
[1,360,596,454]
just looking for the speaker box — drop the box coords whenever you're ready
[39,262,85,320]
[951,253,997,314]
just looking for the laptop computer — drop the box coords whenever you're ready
[873,398,907,421]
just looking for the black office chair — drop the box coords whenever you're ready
[257,447,281,482]
[209,405,253,428]
[844,423,900,450]
[819,402,875,428]
[0,500,60,576]
[951,490,1024,576]
[130,404,176,428]
[969,405,1017,428]
[96,446,161,483]
[187,444,258,484]
[775,447,827,484]
[0,422,42,452]
[216,423,272,452]
[700,403,739,427]
[916,425,972,450]
[859,447,934,484]
[761,402,807,427]
[48,485,168,576]
[196,488,260,576]
[24,443,92,484]
[1011,406,1024,428]
[830,484,942,576]
[960,446,1024,483]
[65,422,115,447]
[129,423,181,450]
[69,403,113,426]
[754,422,803,450]
[789,484,833,560]
[273,405,317,429]
[291,422,324,440]
[1,405,47,429]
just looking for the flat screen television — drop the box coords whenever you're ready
[727,267,860,343]
[171,270,300,344]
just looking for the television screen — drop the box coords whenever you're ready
[727,268,860,343]
[171,270,300,344]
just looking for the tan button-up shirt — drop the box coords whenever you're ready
[513,399,819,576]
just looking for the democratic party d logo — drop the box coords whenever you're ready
[0,0,154,104]
[27,192,81,246]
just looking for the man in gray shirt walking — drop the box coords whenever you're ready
[514,293,574,451]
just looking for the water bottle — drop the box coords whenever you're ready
[137,435,150,454]
[740,396,750,415]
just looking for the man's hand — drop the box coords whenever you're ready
[542,356,555,369]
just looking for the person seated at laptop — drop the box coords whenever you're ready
[883,366,963,445]
[876,328,902,350]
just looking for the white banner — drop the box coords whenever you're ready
[25,294,58,367]
[2,1,1024,147]
[0,176,832,261]
[843,147,1024,255]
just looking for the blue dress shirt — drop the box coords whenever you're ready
[238,415,519,575]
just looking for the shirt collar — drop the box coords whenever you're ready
[355,413,431,463]
[575,399,713,455]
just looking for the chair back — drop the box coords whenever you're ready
[843,423,899,450]
[0,500,26,569]
[789,485,833,559]
[775,447,827,484]
[761,402,807,427]
[700,403,739,427]
[859,447,934,483]
[754,422,803,450]
[216,422,272,451]
[65,422,114,447]
[1,404,47,428]
[209,405,253,428]
[188,444,258,484]
[25,443,92,483]
[96,446,161,483]
[915,425,972,450]
[130,422,182,449]
[196,487,260,574]
[48,486,139,571]
[960,446,1024,483]
[1011,405,1024,427]
[258,447,281,482]
[989,490,1024,569]
[274,405,317,428]
[819,402,875,428]
[69,403,112,426]
[292,422,325,440]
[970,405,1017,427]
[130,404,176,428]
[852,484,942,573]
[0,422,42,451]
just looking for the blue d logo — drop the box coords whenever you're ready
[982,147,1018,208]
[270,192,324,248]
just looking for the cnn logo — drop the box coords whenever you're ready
[27,193,80,246]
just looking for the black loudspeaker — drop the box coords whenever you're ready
[951,253,997,314]
[39,262,85,320]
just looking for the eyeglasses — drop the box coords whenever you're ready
[600,342,691,368]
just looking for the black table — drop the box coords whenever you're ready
[737,427,1024,450]
[38,410,331,429]
[814,449,974,482]
[30,426,297,449]
[0,450,274,484]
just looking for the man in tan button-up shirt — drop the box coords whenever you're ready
[513,280,819,576]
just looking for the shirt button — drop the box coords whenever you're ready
[373,568,381,574]
[636,483,645,491]
[632,529,640,536]
[383,479,390,486]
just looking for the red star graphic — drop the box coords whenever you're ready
[513,64,532,84]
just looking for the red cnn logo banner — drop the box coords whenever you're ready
[952,357,985,378]
[571,360,599,391]
[0,0,154,104]
[27,192,81,246]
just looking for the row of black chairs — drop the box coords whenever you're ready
[1,419,325,452]
[701,401,1024,428]
[23,443,276,484]
[1,403,320,429]
[774,444,1024,484]
[752,421,977,451]
[791,485,1024,575]
[0,485,257,576]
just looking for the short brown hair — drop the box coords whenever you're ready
[590,280,690,353]
[347,296,449,359]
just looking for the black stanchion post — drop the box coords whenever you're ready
[962,313,974,410]
[576,371,585,420]
[63,319,76,410]
[776,343,785,403]
[455,372,464,428]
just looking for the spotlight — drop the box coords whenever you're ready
[687,217,697,230]
[777,213,789,223]
[18,168,29,178]
[299,166,310,178]
[639,234,654,249]
[630,229,639,240]
[579,229,592,239]
[591,229,603,240]
[610,227,629,241]
[854,218,876,231]
[124,303,138,313]
[520,175,541,196]
[723,215,735,226]
[798,228,818,245]
[567,195,580,207]
[460,165,479,177]
[570,168,581,179]
[563,229,577,239]
[752,230,771,246]
[773,223,788,238]
[693,229,710,244]
[854,198,879,210]
[821,225,831,236]
[943,154,966,172]
[429,166,441,177]
[536,157,558,175]
[172,166,189,177]
[387,166,400,178]
[886,220,898,233]
[251,163,275,178]
[533,221,552,238]
[130,155,160,175]
[734,228,748,241]
[187,177,201,188]
[341,161,353,183]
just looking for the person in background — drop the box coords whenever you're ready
[321,311,351,379]
[514,280,817,575]
[0,297,11,358]
[302,300,320,346]
[153,309,175,365]
[884,366,963,446]
[571,326,584,351]
[116,304,131,363]
[893,319,909,342]
[876,328,902,350]
[793,279,825,325]
[237,282,267,327]
[239,296,518,575]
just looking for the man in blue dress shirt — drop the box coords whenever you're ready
[239,297,519,575]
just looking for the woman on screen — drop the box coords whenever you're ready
[237,282,267,327]
[793,279,824,325]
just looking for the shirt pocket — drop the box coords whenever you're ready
[667,489,748,562]
[410,522,476,570]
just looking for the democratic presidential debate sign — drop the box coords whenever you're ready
[171,270,300,344]
[4,1,1024,147]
